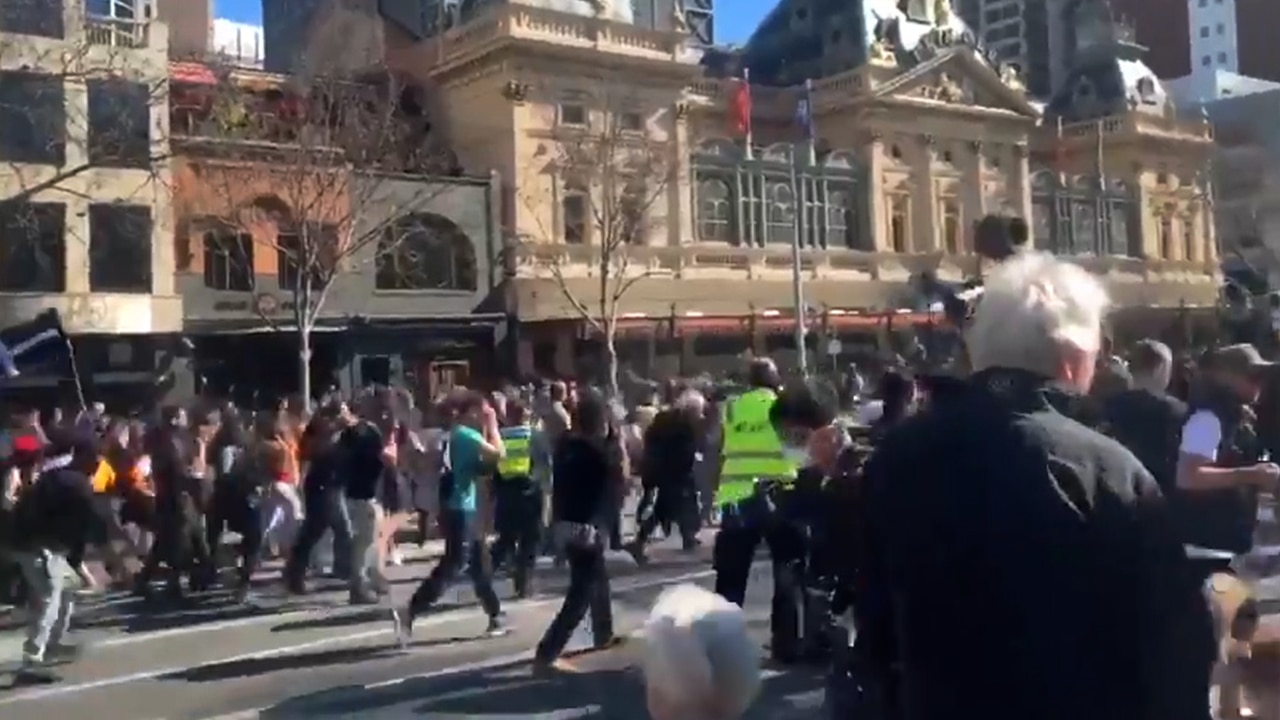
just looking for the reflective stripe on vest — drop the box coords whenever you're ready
[716,388,796,507]
[498,424,533,476]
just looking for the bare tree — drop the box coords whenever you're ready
[510,93,679,396]
[1,3,171,293]
[179,63,458,408]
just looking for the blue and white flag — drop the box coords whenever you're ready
[794,79,815,140]
[0,309,70,378]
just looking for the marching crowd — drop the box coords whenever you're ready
[6,232,1280,720]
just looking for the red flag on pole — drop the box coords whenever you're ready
[727,70,753,140]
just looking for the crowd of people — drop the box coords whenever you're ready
[7,224,1280,720]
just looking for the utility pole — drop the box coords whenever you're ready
[789,143,808,377]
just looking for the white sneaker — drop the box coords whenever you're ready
[389,548,405,566]
[390,606,413,648]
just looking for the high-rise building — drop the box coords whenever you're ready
[632,0,714,45]
[953,0,1055,98]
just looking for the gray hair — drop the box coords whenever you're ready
[965,251,1110,376]
[673,389,707,416]
[641,584,761,720]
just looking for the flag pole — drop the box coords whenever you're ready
[65,338,87,412]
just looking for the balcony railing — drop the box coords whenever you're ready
[84,15,149,49]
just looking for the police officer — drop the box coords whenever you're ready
[1171,343,1280,720]
[712,357,805,663]
[489,401,540,599]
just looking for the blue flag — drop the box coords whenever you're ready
[794,79,815,139]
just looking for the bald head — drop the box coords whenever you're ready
[1129,339,1172,390]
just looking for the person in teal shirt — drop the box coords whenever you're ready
[395,392,508,641]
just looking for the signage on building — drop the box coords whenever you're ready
[211,294,317,316]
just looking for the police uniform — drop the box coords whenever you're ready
[489,423,541,598]
[712,386,806,661]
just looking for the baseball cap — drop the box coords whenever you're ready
[1207,343,1274,377]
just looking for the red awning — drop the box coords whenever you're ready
[169,60,217,85]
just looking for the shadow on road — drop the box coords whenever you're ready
[246,650,825,719]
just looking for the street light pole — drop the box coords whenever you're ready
[790,142,809,377]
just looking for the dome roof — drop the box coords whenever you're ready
[742,0,988,86]
[509,0,633,23]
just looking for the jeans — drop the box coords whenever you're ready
[408,508,501,618]
[261,482,304,550]
[13,548,74,665]
[489,476,543,596]
[345,497,386,593]
[535,543,613,661]
[206,481,265,590]
[289,488,352,579]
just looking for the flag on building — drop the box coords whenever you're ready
[728,68,753,144]
[794,79,814,140]
[0,309,71,378]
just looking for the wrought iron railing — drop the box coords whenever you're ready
[84,15,149,49]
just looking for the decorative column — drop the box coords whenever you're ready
[865,133,888,252]
[914,134,937,252]
[670,101,694,247]
[964,140,984,242]
[1011,143,1031,221]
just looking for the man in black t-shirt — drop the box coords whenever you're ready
[340,402,393,605]
[1104,339,1187,493]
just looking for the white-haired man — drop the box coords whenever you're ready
[856,251,1190,720]
[641,584,761,720]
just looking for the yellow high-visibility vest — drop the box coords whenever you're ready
[497,424,533,477]
[716,388,796,507]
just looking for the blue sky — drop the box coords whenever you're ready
[214,0,770,44]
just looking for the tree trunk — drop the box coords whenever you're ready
[604,324,620,400]
[298,325,313,416]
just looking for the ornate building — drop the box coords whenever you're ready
[376,0,1218,377]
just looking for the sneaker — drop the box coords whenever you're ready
[44,642,83,663]
[485,613,511,637]
[13,663,61,684]
[389,548,405,566]
[390,606,413,648]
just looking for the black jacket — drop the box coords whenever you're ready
[1103,387,1188,493]
[551,433,622,527]
[8,467,108,563]
[859,367,1187,720]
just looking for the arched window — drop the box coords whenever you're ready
[1030,170,1056,251]
[376,213,477,291]
[697,176,733,243]
[619,179,648,245]
[766,182,794,244]
[202,227,253,291]
[562,183,588,244]
[826,188,853,249]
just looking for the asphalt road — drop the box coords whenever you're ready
[0,538,822,720]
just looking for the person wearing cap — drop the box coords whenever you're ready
[1170,342,1280,719]
[6,430,109,683]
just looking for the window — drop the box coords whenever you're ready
[562,185,588,244]
[0,72,65,165]
[1218,52,1228,64]
[0,202,65,292]
[1200,26,1209,38]
[1198,0,1206,6]
[0,0,65,37]
[1159,212,1173,260]
[375,213,477,291]
[87,79,151,168]
[941,198,962,254]
[827,189,853,249]
[1183,214,1197,262]
[1217,22,1225,34]
[889,194,909,253]
[88,204,152,293]
[277,222,336,290]
[202,229,254,291]
[559,103,587,126]
[766,183,795,244]
[697,177,733,243]
[619,180,648,244]
[619,111,643,132]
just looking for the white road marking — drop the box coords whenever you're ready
[0,568,721,706]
